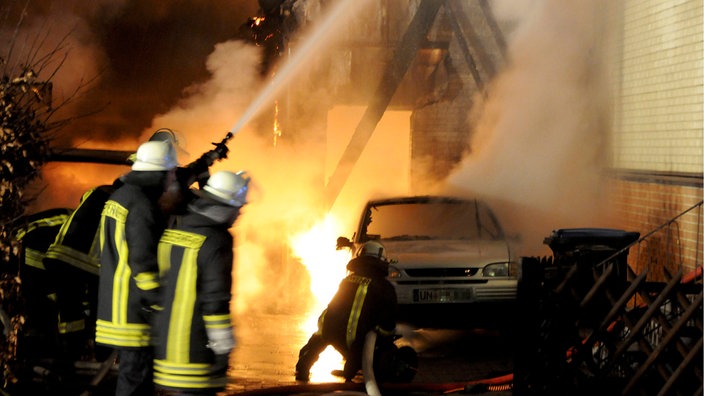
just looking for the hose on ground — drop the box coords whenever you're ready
[362,330,380,396]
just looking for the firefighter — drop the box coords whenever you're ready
[153,170,249,395]
[295,240,399,383]
[43,128,229,363]
[148,128,230,219]
[96,140,178,396]
[12,208,72,360]
[43,182,120,362]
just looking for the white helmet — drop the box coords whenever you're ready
[357,240,385,259]
[201,170,250,207]
[131,141,178,171]
[148,128,177,144]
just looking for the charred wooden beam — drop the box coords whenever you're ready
[324,0,444,208]
[48,148,134,165]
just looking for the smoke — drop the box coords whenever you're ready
[11,0,624,315]
[133,0,384,316]
[9,0,393,316]
[1,0,259,145]
[444,0,620,256]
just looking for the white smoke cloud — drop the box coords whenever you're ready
[444,0,619,256]
[141,0,382,315]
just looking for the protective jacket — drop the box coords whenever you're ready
[96,171,169,349]
[153,209,234,391]
[45,183,118,275]
[44,183,118,340]
[322,255,397,354]
[14,208,72,276]
[13,208,72,358]
[296,254,398,381]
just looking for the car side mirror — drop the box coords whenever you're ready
[336,236,354,251]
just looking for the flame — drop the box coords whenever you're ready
[273,100,282,146]
[289,213,351,382]
[290,214,351,308]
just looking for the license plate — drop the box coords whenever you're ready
[413,288,473,303]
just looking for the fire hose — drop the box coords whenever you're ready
[362,330,381,396]
[79,350,118,396]
[231,330,513,396]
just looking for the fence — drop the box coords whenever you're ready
[514,200,703,395]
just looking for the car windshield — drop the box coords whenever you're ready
[362,199,504,241]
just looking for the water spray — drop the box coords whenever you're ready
[227,0,372,137]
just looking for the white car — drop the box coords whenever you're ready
[338,195,518,328]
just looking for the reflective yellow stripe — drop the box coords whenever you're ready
[51,193,92,245]
[95,319,151,347]
[154,358,227,389]
[103,201,130,325]
[24,248,46,269]
[15,214,70,241]
[134,272,159,291]
[45,245,100,275]
[203,314,231,329]
[99,214,106,256]
[161,230,206,249]
[154,359,211,374]
[168,247,199,363]
[58,318,86,334]
[159,230,206,363]
[154,372,227,389]
[345,275,370,348]
[115,227,130,324]
[158,242,172,277]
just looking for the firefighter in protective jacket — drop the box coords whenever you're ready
[153,170,249,395]
[44,128,229,363]
[12,208,72,359]
[44,182,119,360]
[295,240,398,382]
[96,140,178,395]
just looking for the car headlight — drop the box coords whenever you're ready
[482,262,517,277]
[388,264,402,279]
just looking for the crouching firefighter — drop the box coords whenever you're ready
[295,241,418,383]
[153,170,250,395]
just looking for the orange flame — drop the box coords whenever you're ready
[289,214,351,382]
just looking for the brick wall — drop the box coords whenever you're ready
[610,176,702,278]
[614,0,703,173]
[609,0,703,278]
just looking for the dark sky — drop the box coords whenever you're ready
[1,0,260,145]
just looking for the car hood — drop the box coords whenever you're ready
[382,239,511,268]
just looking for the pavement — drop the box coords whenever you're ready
[9,311,513,395]
[224,313,514,396]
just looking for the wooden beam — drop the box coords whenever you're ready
[324,0,444,208]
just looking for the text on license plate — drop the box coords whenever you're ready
[413,288,473,303]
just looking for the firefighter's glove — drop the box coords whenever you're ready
[202,143,228,167]
[208,325,234,376]
[209,142,230,161]
[206,326,235,355]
